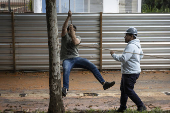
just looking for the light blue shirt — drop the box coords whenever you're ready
[112,39,143,74]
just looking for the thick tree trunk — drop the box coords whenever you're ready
[46,0,65,113]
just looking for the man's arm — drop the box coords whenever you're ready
[61,11,71,37]
[110,44,134,63]
[69,24,80,45]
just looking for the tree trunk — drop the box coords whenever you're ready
[46,0,65,113]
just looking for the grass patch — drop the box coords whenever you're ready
[0,108,170,113]
[71,108,170,113]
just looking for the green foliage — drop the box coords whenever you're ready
[28,0,33,12]
[150,107,163,113]
[88,109,96,112]
[142,0,170,13]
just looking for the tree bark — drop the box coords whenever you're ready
[46,0,65,113]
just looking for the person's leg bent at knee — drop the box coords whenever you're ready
[74,57,115,90]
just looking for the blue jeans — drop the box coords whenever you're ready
[62,57,105,90]
[120,73,143,109]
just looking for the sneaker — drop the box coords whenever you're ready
[103,81,115,90]
[137,105,147,112]
[62,87,68,97]
[116,107,126,112]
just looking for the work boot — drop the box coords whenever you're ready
[116,107,126,112]
[62,87,68,97]
[103,81,115,90]
[137,105,147,112]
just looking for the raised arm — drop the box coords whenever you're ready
[61,10,72,37]
[69,24,80,45]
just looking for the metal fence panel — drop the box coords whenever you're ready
[13,13,100,70]
[0,13,170,71]
[0,14,13,70]
[102,13,170,69]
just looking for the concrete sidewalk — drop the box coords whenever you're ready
[0,70,170,112]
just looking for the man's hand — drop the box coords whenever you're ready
[61,10,72,37]
[68,10,72,18]
[110,50,115,55]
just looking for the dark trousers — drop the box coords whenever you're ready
[120,73,143,109]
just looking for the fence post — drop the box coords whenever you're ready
[11,12,16,72]
[99,12,103,72]
[8,0,11,12]
[24,0,25,13]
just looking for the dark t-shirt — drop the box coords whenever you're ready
[60,33,81,60]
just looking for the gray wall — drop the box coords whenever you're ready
[119,0,139,13]
[0,13,170,71]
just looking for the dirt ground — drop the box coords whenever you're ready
[0,70,170,112]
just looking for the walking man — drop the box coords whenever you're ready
[60,10,115,97]
[110,27,147,112]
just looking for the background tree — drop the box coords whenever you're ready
[46,0,65,113]
[142,0,170,13]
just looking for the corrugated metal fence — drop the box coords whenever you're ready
[0,13,170,71]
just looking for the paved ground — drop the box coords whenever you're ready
[0,70,170,112]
